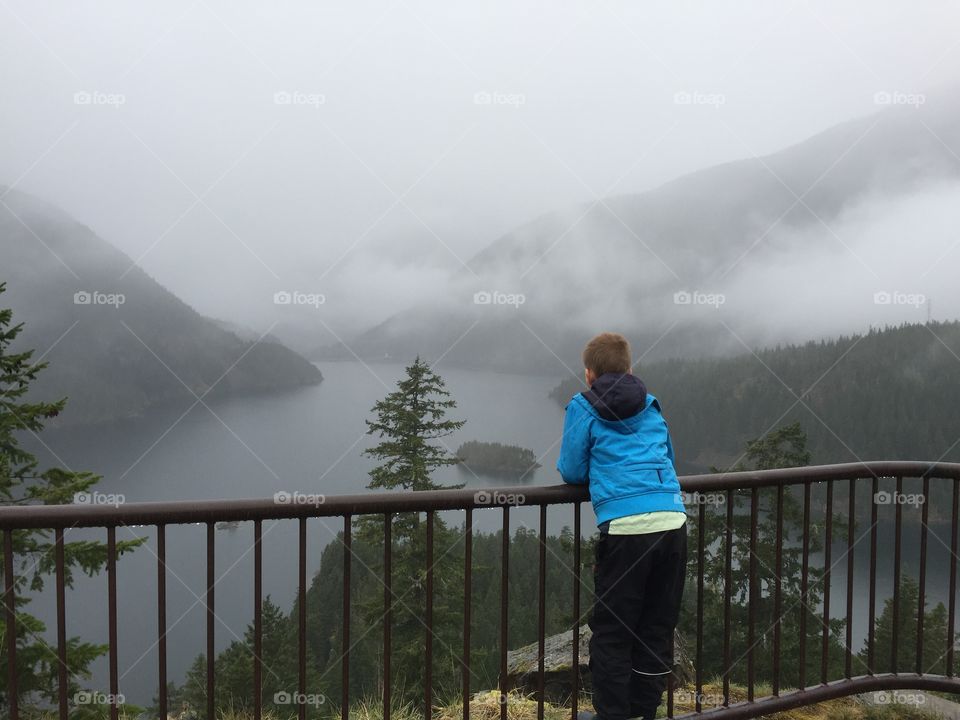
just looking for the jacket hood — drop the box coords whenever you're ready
[582,372,648,422]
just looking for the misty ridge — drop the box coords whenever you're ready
[3,93,960,425]
[309,94,960,371]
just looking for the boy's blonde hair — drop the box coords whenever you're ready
[582,332,632,376]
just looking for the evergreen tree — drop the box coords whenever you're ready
[690,422,848,688]
[0,282,143,713]
[363,356,465,492]
[357,357,467,710]
[860,576,953,675]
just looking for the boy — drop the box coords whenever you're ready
[557,332,687,720]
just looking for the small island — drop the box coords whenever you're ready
[456,440,541,480]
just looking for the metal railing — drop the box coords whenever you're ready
[2,461,960,719]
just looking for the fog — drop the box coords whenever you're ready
[3,0,960,351]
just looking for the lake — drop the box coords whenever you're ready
[20,360,958,705]
[24,361,575,705]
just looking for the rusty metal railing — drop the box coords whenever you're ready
[2,461,960,719]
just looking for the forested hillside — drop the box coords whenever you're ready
[551,322,960,469]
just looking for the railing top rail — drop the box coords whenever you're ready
[1,460,958,529]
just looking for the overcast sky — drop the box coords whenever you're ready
[2,0,959,332]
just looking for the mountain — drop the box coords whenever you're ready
[550,321,960,470]
[318,93,960,371]
[0,186,322,426]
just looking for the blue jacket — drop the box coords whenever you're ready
[557,372,686,525]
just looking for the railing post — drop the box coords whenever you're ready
[158,524,168,720]
[108,526,119,720]
[55,528,67,720]
[205,522,214,720]
[571,503,580,720]
[822,480,834,685]
[696,499,705,711]
[500,505,510,720]
[383,513,392,720]
[949,479,959,677]
[773,484,783,695]
[425,510,435,718]
[845,479,855,680]
[917,475,929,674]
[892,476,903,673]
[537,505,547,720]
[722,488,733,706]
[4,529,19,720]
[298,517,307,720]
[747,487,759,701]
[463,508,473,720]
[342,515,351,720]
[799,481,811,689]
[254,519,263,720]
[868,475,879,674]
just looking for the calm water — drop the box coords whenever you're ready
[24,361,576,704]
[21,362,958,704]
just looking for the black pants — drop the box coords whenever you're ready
[588,524,687,720]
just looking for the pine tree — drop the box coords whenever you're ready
[363,356,465,491]
[0,282,143,712]
[358,357,467,709]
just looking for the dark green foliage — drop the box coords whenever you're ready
[0,282,144,713]
[455,441,541,480]
[362,356,465,492]
[551,322,960,468]
[179,523,591,714]
[859,576,953,675]
[682,423,850,688]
